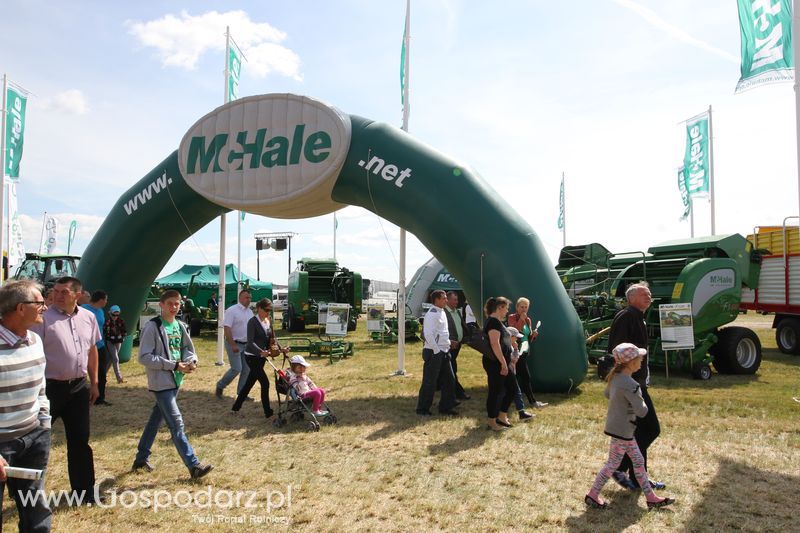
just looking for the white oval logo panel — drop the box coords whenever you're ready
[178,93,351,218]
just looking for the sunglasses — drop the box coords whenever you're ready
[22,301,46,309]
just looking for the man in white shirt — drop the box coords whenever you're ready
[215,290,253,399]
[415,290,458,416]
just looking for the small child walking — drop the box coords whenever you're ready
[506,326,534,421]
[288,355,328,416]
[585,343,675,510]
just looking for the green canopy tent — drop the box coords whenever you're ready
[405,257,463,318]
[155,264,272,308]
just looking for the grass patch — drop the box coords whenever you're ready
[13,314,800,531]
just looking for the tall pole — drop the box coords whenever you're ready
[237,211,241,289]
[708,104,716,235]
[216,26,232,366]
[690,200,695,238]
[38,212,46,254]
[794,0,800,233]
[561,172,566,248]
[394,0,411,377]
[333,211,337,261]
[0,74,7,283]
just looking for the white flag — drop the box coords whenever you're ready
[7,184,24,266]
[45,216,58,254]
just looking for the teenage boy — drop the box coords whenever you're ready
[133,290,212,479]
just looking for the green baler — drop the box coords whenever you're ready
[284,258,362,332]
[566,234,763,379]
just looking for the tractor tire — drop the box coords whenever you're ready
[287,306,304,333]
[775,318,800,355]
[691,362,712,380]
[714,327,762,375]
[189,318,201,337]
[347,316,357,332]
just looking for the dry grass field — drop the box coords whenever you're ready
[8,313,799,532]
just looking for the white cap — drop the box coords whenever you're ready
[289,355,311,367]
[506,326,524,339]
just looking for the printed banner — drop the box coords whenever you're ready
[7,184,24,266]
[67,220,77,254]
[736,0,793,93]
[400,0,409,107]
[45,215,58,254]
[4,85,27,180]
[659,303,695,350]
[683,115,710,197]
[366,304,385,333]
[557,176,564,229]
[227,44,242,102]
[677,167,690,221]
[325,303,350,336]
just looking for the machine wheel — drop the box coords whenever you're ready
[715,327,762,374]
[691,362,712,380]
[775,318,800,355]
[307,420,320,432]
[347,316,357,332]
[286,306,304,333]
[189,318,201,337]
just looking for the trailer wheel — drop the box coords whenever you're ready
[691,362,712,380]
[286,305,304,333]
[715,327,762,374]
[189,318,201,337]
[775,318,800,355]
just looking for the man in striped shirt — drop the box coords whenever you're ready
[0,279,52,532]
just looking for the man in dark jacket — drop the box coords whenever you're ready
[444,291,470,400]
[607,282,665,491]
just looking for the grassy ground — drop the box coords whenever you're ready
[9,313,800,531]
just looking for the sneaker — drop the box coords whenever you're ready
[647,497,675,509]
[312,410,329,416]
[495,418,513,428]
[189,463,214,479]
[131,459,154,472]
[648,479,667,490]
[612,471,637,491]
[518,410,535,421]
[532,401,549,408]
[215,387,223,399]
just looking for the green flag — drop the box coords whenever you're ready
[227,43,242,102]
[736,0,793,93]
[683,115,710,197]
[677,167,690,221]
[4,85,27,180]
[400,0,409,108]
[557,176,564,230]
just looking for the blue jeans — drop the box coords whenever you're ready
[216,342,250,394]
[135,389,199,469]
[0,424,52,532]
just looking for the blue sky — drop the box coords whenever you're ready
[1,1,797,286]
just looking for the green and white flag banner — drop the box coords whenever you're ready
[557,176,564,230]
[8,183,25,266]
[735,0,793,93]
[227,42,242,102]
[4,84,27,180]
[677,167,690,221]
[683,114,710,197]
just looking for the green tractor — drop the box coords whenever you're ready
[283,258,362,332]
[12,253,81,289]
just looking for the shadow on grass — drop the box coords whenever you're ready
[564,490,648,532]
[681,457,799,532]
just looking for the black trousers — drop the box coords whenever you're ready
[416,349,456,413]
[232,356,273,417]
[46,378,95,493]
[617,385,660,484]
[450,346,467,398]
[515,351,537,404]
[482,356,515,418]
[97,345,109,402]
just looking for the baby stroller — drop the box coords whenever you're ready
[266,354,337,431]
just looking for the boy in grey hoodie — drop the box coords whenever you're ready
[132,290,212,479]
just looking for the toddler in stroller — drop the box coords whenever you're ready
[268,354,335,430]
[288,355,328,415]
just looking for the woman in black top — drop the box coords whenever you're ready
[232,298,285,418]
[483,296,517,431]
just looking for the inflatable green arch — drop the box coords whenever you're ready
[77,94,587,392]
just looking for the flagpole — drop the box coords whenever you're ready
[216,26,232,366]
[38,212,46,254]
[394,0,411,377]
[708,104,716,235]
[0,74,7,283]
[690,199,695,238]
[562,172,566,247]
[333,211,337,261]
[794,0,800,231]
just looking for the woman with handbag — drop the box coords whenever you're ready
[232,298,287,418]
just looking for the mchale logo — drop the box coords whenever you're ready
[185,125,332,174]
[177,93,352,219]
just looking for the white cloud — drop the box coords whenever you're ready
[17,213,104,256]
[36,90,89,115]
[127,10,302,80]
[612,0,739,63]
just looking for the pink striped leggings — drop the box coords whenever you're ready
[590,437,654,497]
[301,388,326,412]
